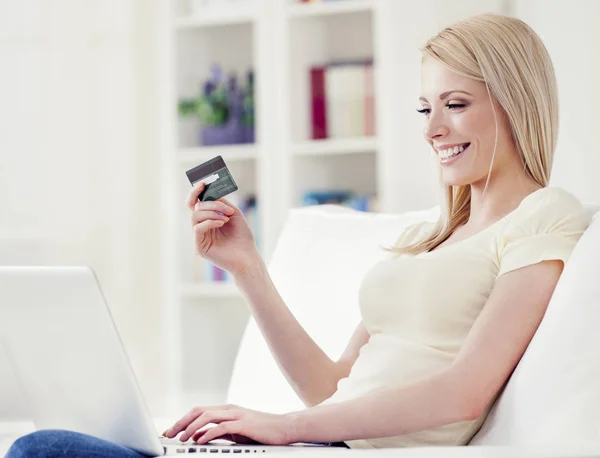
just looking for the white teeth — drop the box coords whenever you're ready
[439,144,468,159]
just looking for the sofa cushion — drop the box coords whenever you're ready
[470,207,600,445]
[226,205,439,413]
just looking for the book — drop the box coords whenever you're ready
[365,63,376,136]
[323,61,374,139]
[302,190,378,212]
[310,66,328,139]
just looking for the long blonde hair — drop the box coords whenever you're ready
[392,13,558,256]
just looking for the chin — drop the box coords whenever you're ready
[440,172,474,187]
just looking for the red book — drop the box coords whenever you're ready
[310,66,328,139]
[365,63,376,136]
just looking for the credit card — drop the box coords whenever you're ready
[185,155,239,202]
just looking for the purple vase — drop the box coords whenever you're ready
[243,126,255,144]
[201,120,243,146]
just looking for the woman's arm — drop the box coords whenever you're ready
[235,257,370,407]
[166,259,562,445]
[286,259,563,443]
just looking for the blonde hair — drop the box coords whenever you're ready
[390,13,559,256]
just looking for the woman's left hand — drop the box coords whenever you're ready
[162,404,296,445]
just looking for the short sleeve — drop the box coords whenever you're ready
[497,188,591,277]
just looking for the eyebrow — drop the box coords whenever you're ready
[418,90,473,103]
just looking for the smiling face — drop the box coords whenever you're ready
[419,57,518,187]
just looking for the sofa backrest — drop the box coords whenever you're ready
[470,206,600,445]
[227,205,439,413]
[227,203,600,445]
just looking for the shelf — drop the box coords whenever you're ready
[173,5,256,29]
[181,282,243,299]
[292,136,378,156]
[287,0,376,18]
[178,144,258,165]
[0,233,43,241]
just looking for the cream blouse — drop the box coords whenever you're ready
[320,187,590,449]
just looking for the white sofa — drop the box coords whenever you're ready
[227,202,600,449]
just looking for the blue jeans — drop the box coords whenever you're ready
[6,429,349,457]
[6,429,153,458]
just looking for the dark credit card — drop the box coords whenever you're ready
[185,155,239,202]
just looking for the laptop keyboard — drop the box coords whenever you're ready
[159,436,267,454]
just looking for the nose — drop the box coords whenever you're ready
[423,110,450,142]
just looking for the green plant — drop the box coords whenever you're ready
[178,84,229,126]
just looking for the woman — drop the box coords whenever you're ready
[7,12,590,457]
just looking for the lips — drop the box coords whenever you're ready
[439,143,470,165]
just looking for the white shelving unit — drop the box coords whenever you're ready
[178,144,258,165]
[286,0,376,17]
[173,7,256,28]
[159,0,508,410]
[292,136,378,157]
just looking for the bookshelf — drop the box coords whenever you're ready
[172,5,257,28]
[159,0,508,410]
[291,136,378,157]
[286,0,377,17]
[178,144,258,165]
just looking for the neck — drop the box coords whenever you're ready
[467,163,542,228]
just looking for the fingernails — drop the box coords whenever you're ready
[225,207,235,215]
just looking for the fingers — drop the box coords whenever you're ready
[180,410,238,442]
[190,202,235,229]
[192,422,243,445]
[163,405,236,439]
[193,219,225,234]
[216,197,238,211]
[192,431,258,445]
[191,210,230,227]
[163,407,203,438]
[193,200,235,215]
[186,182,241,216]
[186,183,205,211]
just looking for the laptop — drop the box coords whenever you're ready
[0,266,335,455]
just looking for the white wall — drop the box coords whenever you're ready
[375,0,508,213]
[0,0,167,418]
[510,0,600,204]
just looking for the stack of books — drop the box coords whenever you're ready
[302,190,378,212]
[310,60,376,140]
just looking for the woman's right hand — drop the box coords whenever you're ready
[186,182,260,278]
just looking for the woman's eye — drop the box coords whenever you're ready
[416,103,465,115]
